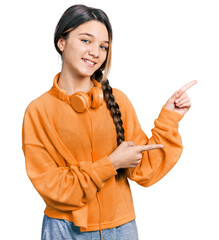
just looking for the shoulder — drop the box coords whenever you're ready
[22,91,53,135]
[24,91,51,116]
[112,88,130,104]
[111,87,138,121]
[112,87,135,109]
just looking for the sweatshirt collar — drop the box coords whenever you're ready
[50,72,102,103]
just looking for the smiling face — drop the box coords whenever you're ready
[58,20,109,78]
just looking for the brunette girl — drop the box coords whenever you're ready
[22,4,197,240]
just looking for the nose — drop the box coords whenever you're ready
[88,44,99,58]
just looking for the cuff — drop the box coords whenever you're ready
[93,155,118,181]
[157,106,184,128]
[79,156,118,191]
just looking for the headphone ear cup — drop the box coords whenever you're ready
[70,92,91,113]
[90,87,103,108]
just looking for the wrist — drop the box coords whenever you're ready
[108,155,118,170]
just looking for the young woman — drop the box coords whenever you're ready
[22,4,197,240]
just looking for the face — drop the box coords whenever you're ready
[58,20,109,78]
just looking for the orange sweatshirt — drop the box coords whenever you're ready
[22,72,184,237]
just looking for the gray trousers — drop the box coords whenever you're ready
[41,215,139,240]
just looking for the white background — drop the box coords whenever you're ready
[1,0,219,239]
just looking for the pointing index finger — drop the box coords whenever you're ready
[179,80,198,92]
[137,144,164,152]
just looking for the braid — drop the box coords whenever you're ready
[93,70,129,181]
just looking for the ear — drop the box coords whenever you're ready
[57,37,66,52]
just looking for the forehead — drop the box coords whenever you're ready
[70,20,109,41]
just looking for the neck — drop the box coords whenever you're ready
[58,65,94,96]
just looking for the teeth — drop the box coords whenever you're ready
[83,59,95,65]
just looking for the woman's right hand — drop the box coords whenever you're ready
[108,141,164,170]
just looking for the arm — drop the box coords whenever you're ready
[127,106,183,187]
[22,106,117,212]
[114,89,184,187]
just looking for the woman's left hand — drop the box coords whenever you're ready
[164,80,198,115]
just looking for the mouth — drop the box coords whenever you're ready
[82,58,97,67]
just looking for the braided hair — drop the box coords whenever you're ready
[93,69,129,181]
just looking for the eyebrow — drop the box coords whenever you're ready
[78,32,109,44]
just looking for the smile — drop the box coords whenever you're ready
[82,58,96,67]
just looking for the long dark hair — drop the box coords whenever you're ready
[54,4,128,181]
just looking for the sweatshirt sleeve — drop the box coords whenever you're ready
[115,89,184,187]
[22,105,118,212]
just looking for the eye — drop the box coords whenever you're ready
[81,39,90,43]
[101,45,108,51]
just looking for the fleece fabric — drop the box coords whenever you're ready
[22,72,184,236]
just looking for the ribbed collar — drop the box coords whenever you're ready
[49,72,102,103]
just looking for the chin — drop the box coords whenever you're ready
[78,68,98,77]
